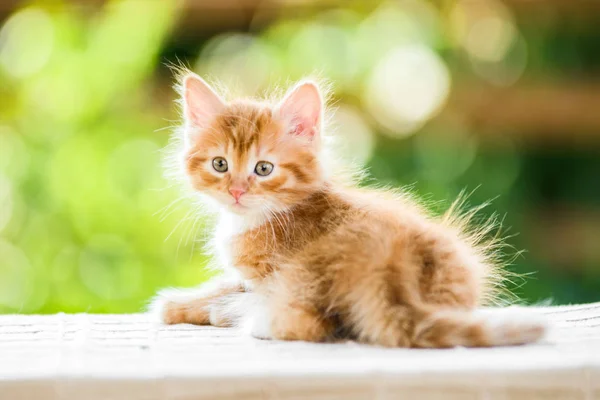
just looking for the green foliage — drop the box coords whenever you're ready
[0,0,597,313]
[0,1,211,313]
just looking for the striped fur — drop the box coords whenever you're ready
[150,72,547,348]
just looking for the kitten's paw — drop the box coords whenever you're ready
[147,295,171,324]
[241,303,333,342]
[242,305,274,340]
[206,291,252,327]
[147,290,182,324]
[271,307,334,342]
[147,288,210,325]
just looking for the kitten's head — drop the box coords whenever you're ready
[179,73,327,216]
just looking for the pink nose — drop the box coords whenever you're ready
[229,188,246,202]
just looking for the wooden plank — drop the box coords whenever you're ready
[0,306,599,399]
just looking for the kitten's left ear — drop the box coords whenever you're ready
[277,81,322,141]
[182,73,225,129]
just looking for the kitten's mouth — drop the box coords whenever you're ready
[229,202,249,212]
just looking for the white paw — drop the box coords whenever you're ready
[208,292,249,327]
[146,287,199,324]
[146,289,173,324]
[241,302,273,340]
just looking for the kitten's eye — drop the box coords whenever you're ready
[255,161,274,177]
[212,157,228,173]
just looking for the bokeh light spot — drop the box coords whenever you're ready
[450,0,526,86]
[25,63,88,123]
[0,7,54,78]
[287,22,357,84]
[470,31,528,86]
[466,16,516,63]
[365,44,451,137]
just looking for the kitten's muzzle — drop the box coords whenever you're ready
[229,188,246,203]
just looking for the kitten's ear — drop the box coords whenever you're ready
[278,81,322,140]
[182,73,225,129]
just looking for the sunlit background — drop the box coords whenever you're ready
[1,0,599,313]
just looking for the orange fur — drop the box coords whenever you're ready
[149,71,547,348]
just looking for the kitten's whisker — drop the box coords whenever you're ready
[154,196,187,221]
[177,210,199,259]
[164,209,194,243]
[271,213,284,241]
[281,206,296,231]
[159,206,184,223]
[271,209,291,242]
[186,213,203,261]
[263,206,278,249]
[154,124,178,133]
[185,212,202,247]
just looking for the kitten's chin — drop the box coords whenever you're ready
[227,203,251,214]
[223,199,264,216]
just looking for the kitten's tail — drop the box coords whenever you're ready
[412,307,548,348]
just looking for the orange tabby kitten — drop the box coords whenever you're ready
[150,71,547,348]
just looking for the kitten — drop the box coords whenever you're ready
[149,71,547,348]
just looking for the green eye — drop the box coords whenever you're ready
[255,161,274,176]
[212,157,228,173]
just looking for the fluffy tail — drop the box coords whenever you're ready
[412,307,548,348]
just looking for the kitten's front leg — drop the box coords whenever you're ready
[241,296,274,340]
[149,275,245,326]
[242,292,334,342]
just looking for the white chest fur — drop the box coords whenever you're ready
[211,210,276,339]
[211,211,267,279]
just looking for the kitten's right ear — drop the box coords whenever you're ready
[182,73,225,130]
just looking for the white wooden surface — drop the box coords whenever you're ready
[1,303,599,399]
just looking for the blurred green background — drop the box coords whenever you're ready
[0,0,599,314]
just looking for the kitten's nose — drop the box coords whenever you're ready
[229,188,246,202]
